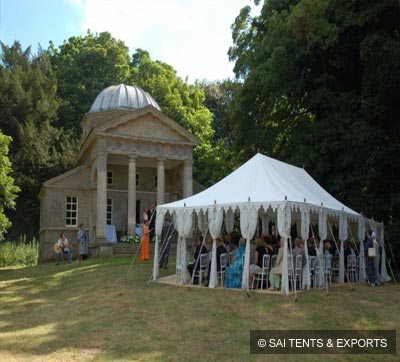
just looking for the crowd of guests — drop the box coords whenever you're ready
[185,224,382,290]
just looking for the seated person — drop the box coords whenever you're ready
[225,237,246,288]
[268,237,284,291]
[292,238,304,257]
[187,236,208,283]
[56,232,71,265]
[206,237,227,286]
[249,235,273,288]
[307,237,317,256]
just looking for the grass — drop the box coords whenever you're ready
[0,257,399,362]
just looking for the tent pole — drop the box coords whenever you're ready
[146,227,176,287]
[287,236,298,301]
[328,222,354,290]
[188,220,210,289]
[124,209,157,282]
[387,241,398,283]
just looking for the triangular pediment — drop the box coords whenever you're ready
[96,106,199,145]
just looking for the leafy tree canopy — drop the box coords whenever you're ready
[0,131,20,240]
[229,0,400,224]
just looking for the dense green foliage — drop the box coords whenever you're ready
[0,236,38,267]
[228,0,400,226]
[0,131,20,239]
[49,31,132,136]
[0,42,76,238]
[0,0,399,242]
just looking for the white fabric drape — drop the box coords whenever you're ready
[175,210,193,284]
[338,213,347,283]
[260,212,269,235]
[240,205,258,289]
[197,210,208,237]
[317,207,327,286]
[208,207,224,288]
[277,202,291,295]
[225,208,235,234]
[300,206,311,289]
[318,207,327,241]
[379,225,391,282]
[152,211,166,280]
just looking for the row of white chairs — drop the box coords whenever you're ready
[191,251,358,288]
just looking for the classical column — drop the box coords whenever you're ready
[183,159,193,198]
[96,152,107,241]
[157,158,165,205]
[127,155,137,236]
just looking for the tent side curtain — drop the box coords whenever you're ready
[154,201,385,287]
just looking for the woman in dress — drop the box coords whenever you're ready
[224,237,246,288]
[77,223,88,261]
[268,237,284,291]
[140,220,150,261]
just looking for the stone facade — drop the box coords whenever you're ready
[39,103,199,260]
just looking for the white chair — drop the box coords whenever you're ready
[313,256,324,288]
[193,253,209,286]
[294,254,303,289]
[228,251,235,265]
[324,254,332,286]
[347,254,358,282]
[252,254,271,290]
[287,254,295,290]
[271,254,277,268]
[217,252,228,286]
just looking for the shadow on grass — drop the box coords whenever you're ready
[1,257,399,362]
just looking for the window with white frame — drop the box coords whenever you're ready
[66,196,78,227]
[136,173,140,187]
[106,198,113,225]
[107,171,113,185]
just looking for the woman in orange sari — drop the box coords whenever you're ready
[140,220,150,261]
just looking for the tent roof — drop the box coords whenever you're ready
[158,153,359,217]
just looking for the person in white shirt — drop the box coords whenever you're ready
[56,232,71,265]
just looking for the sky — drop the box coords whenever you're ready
[0,0,259,83]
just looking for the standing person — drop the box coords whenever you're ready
[268,237,284,291]
[77,223,88,262]
[56,232,71,265]
[159,217,174,269]
[365,228,376,286]
[140,220,151,261]
[147,203,156,240]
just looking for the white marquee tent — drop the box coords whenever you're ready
[153,153,390,294]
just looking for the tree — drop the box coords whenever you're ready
[229,0,400,224]
[0,131,20,240]
[49,31,132,136]
[130,49,222,186]
[0,41,74,238]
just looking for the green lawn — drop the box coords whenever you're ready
[0,257,399,362]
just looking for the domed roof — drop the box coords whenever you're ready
[89,84,161,113]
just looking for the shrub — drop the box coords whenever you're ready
[0,236,39,267]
